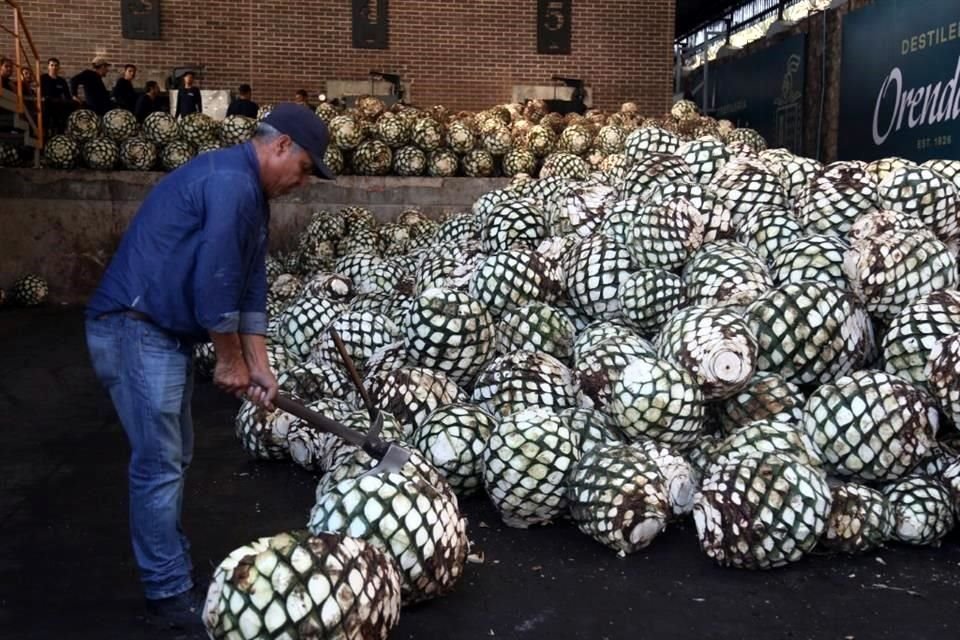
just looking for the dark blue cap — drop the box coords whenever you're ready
[262,102,335,180]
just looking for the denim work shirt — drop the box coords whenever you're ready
[86,142,269,342]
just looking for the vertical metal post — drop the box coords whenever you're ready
[674,45,682,96]
[34,54,42,148]
[13,6,22,113]
[700,25,728,117]
[702,53,709,114]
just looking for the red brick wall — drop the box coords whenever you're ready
[6,1,675,114]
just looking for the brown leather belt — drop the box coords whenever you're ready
[97,309,151,322]
[124,309,151,322]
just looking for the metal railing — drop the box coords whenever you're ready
[677,0,814,65]
[0,0,44,155]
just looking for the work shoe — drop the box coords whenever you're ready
[145,584,206,633]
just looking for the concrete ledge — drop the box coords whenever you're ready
[0,168,507,303]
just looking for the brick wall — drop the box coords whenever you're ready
[5,1,675,115]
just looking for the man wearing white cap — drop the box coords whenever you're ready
[70,56,112,115]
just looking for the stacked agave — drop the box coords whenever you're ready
[0,142,19,166]
[308,449,469,605]
[566,438,696,554]
[43,134,81,168]
[206,120,960,623]
[44,96,851,178]
[483,406,578,528]
[694,452,832,569]
[9,274,49,306]
[203,530,402,639]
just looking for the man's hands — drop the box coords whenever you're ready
[247,366,278,410]
[210,332,277,409]
[213,355,250,398]
[211,332,250,399]
[241,333,278,410]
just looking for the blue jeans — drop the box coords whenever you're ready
[85,313,195,600]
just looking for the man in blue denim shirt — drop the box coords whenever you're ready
[85,103,334,632]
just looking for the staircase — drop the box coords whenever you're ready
[0,0,44,166]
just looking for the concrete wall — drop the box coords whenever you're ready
[0,169,505,303]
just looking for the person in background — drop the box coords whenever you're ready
[1,57,13,91]
[134,80,162,123]
[293,89,310,108]
[112,64,138,112]
[40,58,71,99]
[70,56,112,115]
[226,83,258,118]
[41,57,75,134]
[175,71,202,118]
[19,66,38,120]
[19,66,36,94]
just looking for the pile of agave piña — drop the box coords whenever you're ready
[0,273,49,308]
[200,102,960,639]
[40,96,759,178]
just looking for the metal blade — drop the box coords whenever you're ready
[360,442,412,477]
[271,394,413,471]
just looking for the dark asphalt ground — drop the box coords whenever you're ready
[1,306,959,640]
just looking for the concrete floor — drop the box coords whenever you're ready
[2,305,960,640]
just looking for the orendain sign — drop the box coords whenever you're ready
[839,0,960,161]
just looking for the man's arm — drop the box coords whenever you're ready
[194,175,269,405]
[238,224,268,337]
[68,73,81,99]
[240,334,277,409]
[209,331,250,399]
[195,88,203,114]
[134,95,148,122]
[111,79,127,105]
[237,220,274,407]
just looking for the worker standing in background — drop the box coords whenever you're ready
[226,84,258,118]
[19,66,38,121]
[293,89,311,109]
[1,57,16,91]
[175,71,202,117]
[40,58,75,134]
[70,56,112,116]
[19,66,36,95]
[112,64,138,112]
[134,81,162,123]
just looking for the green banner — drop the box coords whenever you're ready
[688,34,806,154]
[839,0,960,161]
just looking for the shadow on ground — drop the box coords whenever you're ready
[1,306,958,640]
